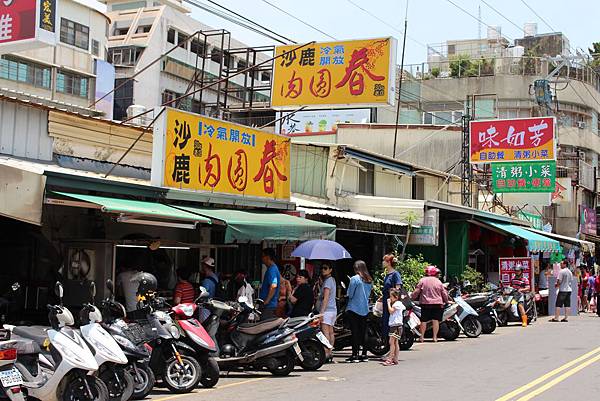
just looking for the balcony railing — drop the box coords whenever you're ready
[403,56,600,92]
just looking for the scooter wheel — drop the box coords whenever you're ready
[399,329,414,351]
[481,316,496,334]
[62,374,109,401]
[100,366,135,401]
[199,357,220,388]
[163,354,201,393]
[268,351,296,376]
[463,316,483,338]
[441,320,460,341]
[128,364,155,400]
[299,339,326,371]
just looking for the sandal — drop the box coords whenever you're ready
[381,360,395,366]
[561,318,568,322]
[549,318,559,322]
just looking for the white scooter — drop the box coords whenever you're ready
[0,328,25,401]
[6,282,108,401]
[79,282,133,401]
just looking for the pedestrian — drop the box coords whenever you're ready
[173,267,195,305]
[234,270,254,303]
[345,260,373,363]
[380,253,402,338]
[317,262,337,362]
[411,266,449,342]
[551,261,573,322]
[595,273,600,317]
[581,268,590,312]
[382,288,405,366]
[538,263,551,291]
[116,264,141,313]
[587,272,596,314]
[276,267,293,318]
[200,257,219,298]
[259,248,280,320]
[289,270,314,318]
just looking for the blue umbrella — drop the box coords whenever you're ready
[291,240,351,260]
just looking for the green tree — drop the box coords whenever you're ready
[449,55,471,78]
[372,253,429,298]
[588,42,600,71]
[460,265,485,291]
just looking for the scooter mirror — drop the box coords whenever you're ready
[11,282,20,292]
[55,282,63,299]
[106,279,114,294]
[198,286,209,299]
[90,281,96,299]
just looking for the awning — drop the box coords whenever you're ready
[176,206,336,243]
[483,220,561,252]
[52,192,211,227]
[298,207,408,227]
[343,147,414,176]
[523,228,594,252]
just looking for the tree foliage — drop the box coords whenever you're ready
[460,265,485,292]
[372,253,430,298]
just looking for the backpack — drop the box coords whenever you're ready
[206,275,227,300]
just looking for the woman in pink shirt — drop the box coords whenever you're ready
[411,266,449,343]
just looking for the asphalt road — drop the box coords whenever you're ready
[148,313,600,401]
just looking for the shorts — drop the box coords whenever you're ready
[389,325,403,339]
[420,305,443,322]
[556,291,571,308]
[322,311,337,326]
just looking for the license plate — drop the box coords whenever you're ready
[316,332,333,349]
[0,368,23,387]
[408,314,419,329]
[293,343,304,362]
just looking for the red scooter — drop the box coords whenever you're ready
[169,303,220,388]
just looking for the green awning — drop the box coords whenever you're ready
[176,206,336,243]
[484,220,561,252]
[54,192,211,224]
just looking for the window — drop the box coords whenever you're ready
[237,60,247,71]
[91,40,99,57]
[177,32,187,49]
[136,25,152,34]
[211,48,222,63]
[190,39,207,57]
[261,71,271,82]
[413,176,425,200]
[114,78,134,121]
[167,28,176,44]
[358,162,374,196]
[108,47,144,66]
[60,18,89,50]
[0,56,51,89]
[114,27,129,36]
[56,70,89,98]
[162,90,177,104]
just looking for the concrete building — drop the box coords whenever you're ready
[0,0,110,109]
[104,0,272,122]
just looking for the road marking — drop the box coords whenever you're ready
[495,346,600,401]
[151,377,267,401]
[515,353,600,401]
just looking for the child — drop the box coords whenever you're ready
[382,288,405,366]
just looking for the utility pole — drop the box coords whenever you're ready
[461,97,473,207]
[392,0,409,159]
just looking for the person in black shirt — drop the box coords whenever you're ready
[289,270,314,317]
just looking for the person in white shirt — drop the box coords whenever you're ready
[551,261,574,322]
[116,266,140,313]
[382,288,405,366]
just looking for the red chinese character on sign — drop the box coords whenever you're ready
[518,179,526,187]
[227,149,248,192]
[309,68,331,98]
[532,178,541,187]
[253,140,288,194]
[203,143,221,188]
[543,178,551,187]
[335,47,384,96]
[281,70,302,99]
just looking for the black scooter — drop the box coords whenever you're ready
[201,292,302,376]
[283,314,331,371]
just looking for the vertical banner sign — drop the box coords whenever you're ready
[272,38,397,108]
[491,161,556,193]
[579,206,597,235]
[94,60,115,120]
[470,117,556,163]
[0,0,36,44]
[499,257,533,287]
[151,108,291,200]
[38,0,54,32]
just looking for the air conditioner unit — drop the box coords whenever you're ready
[577,121,586,129]
[578,150,586,160]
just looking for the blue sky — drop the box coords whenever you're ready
[183,0,600,65]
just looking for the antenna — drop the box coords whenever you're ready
[478,4,482,40]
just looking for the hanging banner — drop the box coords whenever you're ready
[491,161,555,193]
[470,117,556,163]
[271,37,397,108]
[151,108,290,200]
[579,206,597,235]
[499,257,533,287]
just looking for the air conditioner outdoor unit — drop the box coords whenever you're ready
[578,150,586,160]
[577,121,586,129]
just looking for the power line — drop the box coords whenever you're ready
[445,0,513,41]
[480,0,525,34]
[260,0,337,41]
[519,0,556,32]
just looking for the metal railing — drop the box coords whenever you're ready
[402,56,600,92]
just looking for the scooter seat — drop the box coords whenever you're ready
[12,326,49,349]
[9,336,41,355]
[238,318,286,335]
[286,316,309,328]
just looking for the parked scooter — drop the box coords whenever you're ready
[201,292,302,376]
[404,297,461,341]
[78,282,134,401]
[7,282,108,401]
[495,286,537,326]
[0,328,25,401]
[284,314,331,371]
[128,273,201,394]
[449,286,482,338]
[100,280,155,400]
[460,290,500,334]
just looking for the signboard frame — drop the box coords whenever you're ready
[271,37,397,109]
[469,116,557,164]
[491,160,556,193]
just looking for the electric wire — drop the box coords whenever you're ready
[444,0,514,41]
[480,0,525,35]
[260,0,338,41]
[519,0,556,32]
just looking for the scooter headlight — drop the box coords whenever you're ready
[168,324,180,339]
[52,341,87,365]
[113,335,135,349]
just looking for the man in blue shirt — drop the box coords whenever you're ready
[200,257,219,298]
[259,248,280,320]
